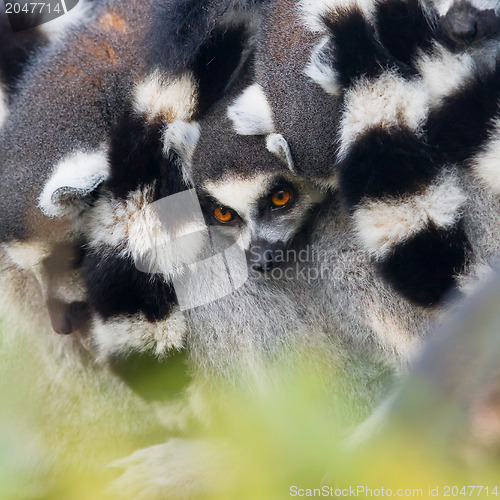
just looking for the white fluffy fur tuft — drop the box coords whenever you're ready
[416,45,474,107]
[0,83,8,129]
[354,176,467,256]
[163,120,201,184]
[93,310,186,359]
[304,37,341,96]
[227,84,275,136]
[298,0,376,32]
[84,186,208,280]
[472,118,500,193]
[339,72,429,160]
[133,71,198,123]
[266,133,295,171]
[38,145,110,218]
[2,240,51,271]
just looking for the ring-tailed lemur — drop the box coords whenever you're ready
[16,22,401,494]
[0,0,267,336]
[74,65,410,497]
[83,58,469,498]
[79,57,428,402]
[5,1,500,495]
[0,0,182,335]
[74,0,500,433]
[0,2,269,493]
[224,0,500,308]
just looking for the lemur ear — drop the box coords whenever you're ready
[163,120,201,183]
[39,146,109,217]
[227,84,275,135]
[304,36,340,97]
[266,133,295,172]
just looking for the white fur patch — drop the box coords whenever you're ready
[84,186,208,280]
[38,145,110,218]
[457,261,497,295]
[2,241,51,271]
[133,71,198,123]
[354,177,467,256]
[313,173,339,190]
[416,44,474,107]
[163,120,201,183]
[472,118,500,192]
[127,189,208,278]
[93,309,186,359]
[40,0,93,39]
[339,72,429,159]
[304,37,341,96]
[227,84,275,136]
[429,0,455,16]
[299,0,376,32]
[266,133,295,171]
[82,193,129,250]
[0,83,8,129]
[364,305,423,365]
[204,174,273,220]
[1,240,53,302]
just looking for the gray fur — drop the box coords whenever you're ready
[0,0,147,243]
[243,0,341,180]
[0,0,154,333]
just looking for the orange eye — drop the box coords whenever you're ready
[271,189,291,208]
[214,207,233,223]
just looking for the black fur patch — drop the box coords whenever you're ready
[82,251,178,322]
[378,222,471,307]
[374,0,436,66]
[194,25,249,115]
[323,6,391,87]
[143,0,259,114]
[0,13,47,91]
[426,65,500,165]
[110,349,191,402]
[338,127,438,208]
[106,109,189,200]
[143,0,262,74]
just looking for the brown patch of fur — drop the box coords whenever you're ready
[98,11,128,33]
[263,0,316,65]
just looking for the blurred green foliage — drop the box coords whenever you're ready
[0,317,499,500]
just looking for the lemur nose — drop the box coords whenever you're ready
[247,239,286,272]
[441,3,500,46]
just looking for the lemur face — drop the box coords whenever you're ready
[199,171,325,271]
